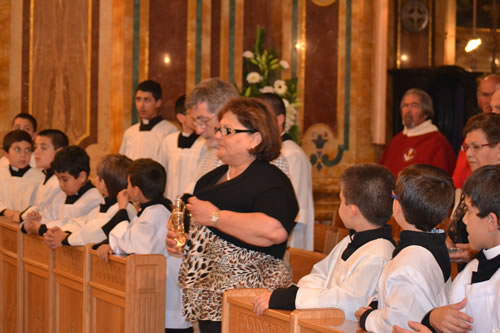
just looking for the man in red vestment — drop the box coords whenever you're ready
[379,88,456,177]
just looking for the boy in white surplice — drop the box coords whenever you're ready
[356,164,455,332]
[253,164,396,321]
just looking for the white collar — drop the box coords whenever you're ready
[402,119,438,137]
[484,244,500,260]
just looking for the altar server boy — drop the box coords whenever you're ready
[96,158,192,332]
[120,80,177,162]
[159,95,208,201]
[356,164,455,332]
[23,145,103,236]
[0,130,44,221]
[394,164,500,333]
[43,154,137,248]
[20,129,69,223]
[0,113,38,168]
[253,164,396,321]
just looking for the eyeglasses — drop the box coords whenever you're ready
[215,126,256,136]
[192,114,217,129]
[460,142,497,153]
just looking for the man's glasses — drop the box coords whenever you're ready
[461,142,497,153]
[192,114,217,129]
[215,126,256,136]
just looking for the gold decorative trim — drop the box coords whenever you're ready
[297,0,306,132]
[139,0,150,82]
[186,0,197,93]
[28,0,34,115]
[201,0,211,81]
[312,0,336,6]
[219,0,229,82]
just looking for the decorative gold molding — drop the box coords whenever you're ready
[312,0,336,6]
[186,0,197,93]
[139,0,150,82]
[297,0,306,132]
[201,0,211,81]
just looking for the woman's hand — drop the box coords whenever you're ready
[252,291,272,315]
[186,196,219,226]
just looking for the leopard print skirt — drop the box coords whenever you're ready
[178,223,292,322]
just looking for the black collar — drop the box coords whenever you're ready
[65,181,95,204]
[341,224,395,261]
[138,197,172,217]
[9,165,31,177]
[178,132,199,149]
[471,251,500,284]
[281,133,293,142]
[393,230,451,282]
[99,197,117,213]
[42,168,55,185]
[139,116,163,131]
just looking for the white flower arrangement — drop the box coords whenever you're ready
[246,72,262,84]
[241,26,300,143]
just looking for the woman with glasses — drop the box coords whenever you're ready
[448,113,500,266]
[167,97,298,333]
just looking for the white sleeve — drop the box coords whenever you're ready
[364,269,421,332]
[296,255,389,321]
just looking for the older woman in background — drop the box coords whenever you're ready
[167,97,298,333]
[448,113,500,266]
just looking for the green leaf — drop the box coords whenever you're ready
[244,87,252,97]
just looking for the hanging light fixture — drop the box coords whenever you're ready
[465,0,482,53]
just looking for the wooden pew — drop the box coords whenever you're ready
[22,232,54,333]
[87,249,166,333]
[287,247,327,283]
[296,317,365,333]
[0,218,23,333]
[53,245,87,333]
[221,288,348,333]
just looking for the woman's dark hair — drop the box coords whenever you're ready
[463,113,500,144]
[97,154,133,198]
[128,158,166,200]
[395,164,455,231]
[218,97,281,161]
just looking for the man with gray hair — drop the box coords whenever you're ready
[379,88,456,177]
[184,78,289,193]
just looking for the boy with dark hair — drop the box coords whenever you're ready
[23,145,103,236]
[120,80,177,162]
[159,95,208,201]
[43,154,137,248]
[0,130,44,221]
[20,129,69,223]
[253,164,396,321]
[259,93,315,250]
[97,158,192,332]
[395,164,500,333]
[356,164,455,332]
[0,113,38,168]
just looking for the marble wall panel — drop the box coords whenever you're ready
[22,0,98,146]
[303,0,338,134]
[0,0,10,132]
[149,0,187,121]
